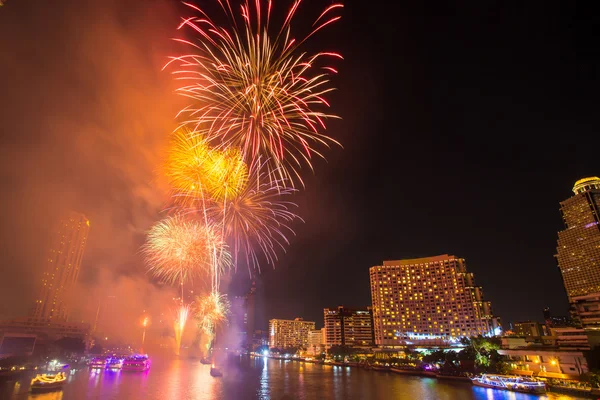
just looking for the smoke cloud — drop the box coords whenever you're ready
[0,0,184,339]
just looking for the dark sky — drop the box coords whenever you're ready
[1,0,599,334]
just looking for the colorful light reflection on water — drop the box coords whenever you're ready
[0,356,588,400]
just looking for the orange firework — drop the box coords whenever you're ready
[194,292,230,335]
[143,215,231,285]
[165,0,343,186]
[174,304,190,356]
[204,147,248,202]
[165,127,214,207]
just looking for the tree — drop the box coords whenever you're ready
[461,336,504,372]
[444,350,458,367]
[422,349,445,364]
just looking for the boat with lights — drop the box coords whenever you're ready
[105,356,125,370]
[89,357,108,369]
[471,374,546,394]
[30,372,67,392]
[122,355,150,371]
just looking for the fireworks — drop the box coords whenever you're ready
[194,292,230,335]
[143,215,231,285]
[210,163,300,271]
[205,147,248,202]
[165,127,214,207]
[174,304,190,356]
[166,0,343,186]
[141,0,342,356]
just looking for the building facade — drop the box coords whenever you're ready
[513,321,545,337]
[323,306,374,347]
[556,177,600,301]
[307,329,324,355]
[33,211,90,321]
[0,317,90,348]
[268,318,315,349]
[370,254,500,346]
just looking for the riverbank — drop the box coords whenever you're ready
[261,354,595,398]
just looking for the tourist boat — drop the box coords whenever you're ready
[122,354,151,371]
[30,372,67,393]
[105,356,125,370]
[89,357,108,369]
[471,374,546,394]
[200,358,211,365]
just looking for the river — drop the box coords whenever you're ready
[1,356,588,400]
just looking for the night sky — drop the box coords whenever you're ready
[1,0,599,335]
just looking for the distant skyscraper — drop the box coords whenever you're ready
[370,254,500,345]
[246,281,256,346]
[33,211,90,321]
[556,177,600,299]
[323,306,374,347]
[268,318,315,349]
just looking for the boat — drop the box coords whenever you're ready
[106,356,124,370]
[471,374,546,394]
[210,366,223,377]
[200,358,211,365]
[89,357,108,369]
[30,372,67,393]
[122,355,151,372]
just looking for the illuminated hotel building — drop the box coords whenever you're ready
[32,211,90,321]
[370,254,499,345]
[268,318,315,349]
[555,177,600,329]
[324,306,374,347]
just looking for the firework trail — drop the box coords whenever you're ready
[165,0,343,186]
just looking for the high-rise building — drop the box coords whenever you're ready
[32,211,90,321]
[230,281,257,349]
[307,329,323,355]
[513,321,545,337]
[370,254,500,346]
[556,177,600,300]
[268,318,315,349]
[555,177,600,331]
[323,306,374,347]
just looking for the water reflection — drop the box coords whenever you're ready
[0,357,592,400]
